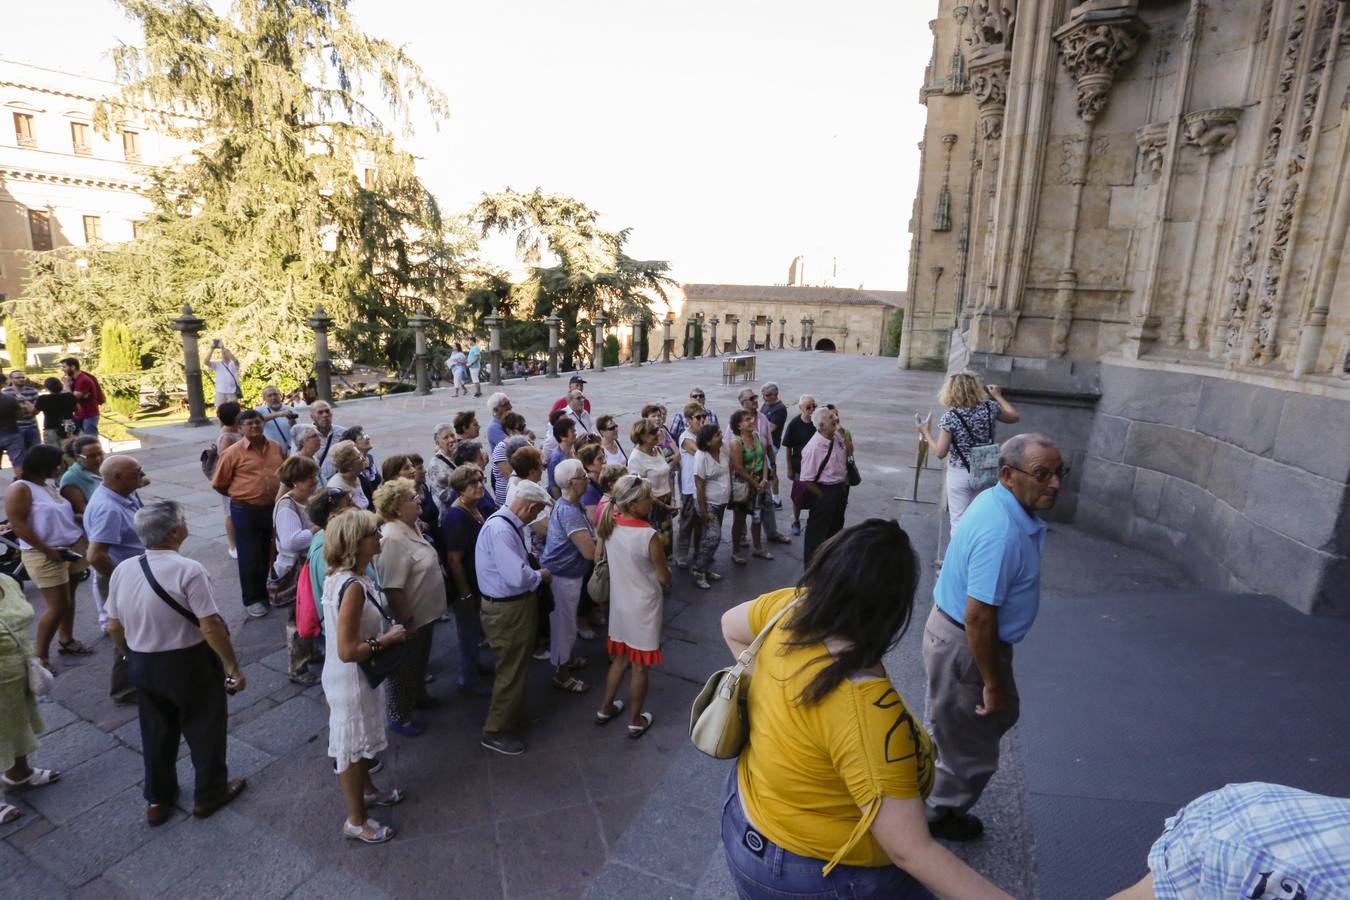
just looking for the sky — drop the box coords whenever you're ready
[2,1,934,289]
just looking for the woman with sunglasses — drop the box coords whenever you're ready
[596,415,627,466]
[540,459,597,693]
[672,402,706,570]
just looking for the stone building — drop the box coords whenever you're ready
[0,58,200,304]
[674,283,904,356]
[902,0,1350,614]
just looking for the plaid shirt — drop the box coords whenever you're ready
[1149,782,1350,899]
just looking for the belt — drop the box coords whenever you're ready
[937,607,965,631]
[482,592,530,603]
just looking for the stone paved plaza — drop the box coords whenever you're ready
[1,351,1347,899]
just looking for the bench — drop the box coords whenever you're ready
[720,354,756,385]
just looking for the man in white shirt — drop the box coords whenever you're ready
[255,385,298,452]
[308,401,345,471]
[105,500,247,827]
[204,341,243,408]
[563,389,596,437]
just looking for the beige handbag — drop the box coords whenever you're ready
[688,597,802,759]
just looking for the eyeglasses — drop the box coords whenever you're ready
[690,393,705,399]
[603,426,618,432]
[1007,464,1070,483]
[692,413,706,420]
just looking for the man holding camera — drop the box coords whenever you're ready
[204,339,242,409]
[255,385,299,452]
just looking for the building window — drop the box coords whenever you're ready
[131,221,146,240]
[362,167,376,188]
[724,313,734,324]
[70,121,91,155]
[121,129,141,162]
[13,113,36,148]
[28,210,53,252]
[83,215,103,243]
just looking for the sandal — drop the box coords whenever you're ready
[363,788,405,807]
[553,675,589,694]
[627,711,654,740]
[594,699,625,725]
[57,639,95,656]
[752,549,774,560]
[1,767,60,789]
[564,656,588,671]
[731,554,747,565]
[0,802,22,825]
[342,817,395,844]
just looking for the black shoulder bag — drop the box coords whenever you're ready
[343,577,408,689]
[139,555,200,626]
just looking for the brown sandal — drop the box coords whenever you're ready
[57,639,95,656]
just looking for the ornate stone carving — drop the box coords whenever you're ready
[1051,270,1078,357]
[969,55,1009,141]
[1054,7,1147,124]
[967,0,1017,54]
[933,134,958,232]
[1182,107,1241,155]
[1134,122,1170,180]
[1182,0,1204,43]
[1257,0,1275,42]
[1057,135,1107,185]
[944,49,970,95]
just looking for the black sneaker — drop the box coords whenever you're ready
[480,735,526,756]
[928,811,984,842]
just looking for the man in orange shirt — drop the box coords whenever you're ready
[211,409,284,618]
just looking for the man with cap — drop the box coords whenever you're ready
[474,479,554,756]
[560,389,595,438]
[549,375,591,416]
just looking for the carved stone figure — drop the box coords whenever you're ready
[1054,12,1147,123]
[1135,122,1169,179]
[1182,107,1241,155]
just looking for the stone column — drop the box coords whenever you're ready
[800,317,809,350]
[631,320,643,365]
[709,317,719,357]
[662,315,672,363]
[408,312,432,396]
[729,316,739,354]
[484,308,503,386]
[778,317,786,349]
[806,318,816,349]
[693,312,705,357]
[307,305,334,404]
[593,314,608,372]
[748,317,758,351]
[171,304,210,426]
[545,311,561,378]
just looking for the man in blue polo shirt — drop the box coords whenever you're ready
[922,432,1064,841]
[85,455,149,703]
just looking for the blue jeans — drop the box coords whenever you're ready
[0,431,26,472]
[721,764,933,900]
[77,415,100,436]
[19,425,39,452]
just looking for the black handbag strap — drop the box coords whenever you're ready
[808,435,836,483]
[488,510,541,571]
[340,576,396,624]
[138,555,199,626]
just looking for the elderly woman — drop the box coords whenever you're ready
[540,459,597,693]
[594,475,670,739]
[321,509,407,844]
[454,410,480,444]
[426,423,458,511]
[5,444,90,669]
[592,463,629,529]
[576,444,606,520]
[440,464,491,696]
[326,440,371,510]
[275,455,321,686]
[916,371,1020,536]
[627,419,676,551]
[546,417,577,498]
[306,487,356,638]
[728,408,773,565]
[488,413,528,506]
[0,572,59,822]
[290,423,322,462]
[57,434,103,520]
[717,519,1010,899]
[691,423,730,590]
[373,479,444,737]
[342,426,380,488]
[596,414,626,466]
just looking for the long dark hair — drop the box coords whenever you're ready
[782,518,921,705]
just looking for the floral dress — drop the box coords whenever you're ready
[0,575,42,771]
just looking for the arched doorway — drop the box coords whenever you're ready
[814,338,836,352]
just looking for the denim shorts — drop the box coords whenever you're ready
[720,763,934,900]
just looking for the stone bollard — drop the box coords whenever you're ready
[307,305,335,403]
[778,317,786,349]
[805,317,816,350]
[748,317,758,351]
[546,312,560,378]
[631,320,643,365]
[408,312,432,396]
[709,317,719,357]
[171,304,210,426]
[662,315,672,363]
[800,316,810,350]
[729,316,739,354]
[593,314,608,372]
[484,308,503,386]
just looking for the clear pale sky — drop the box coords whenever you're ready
[2,1,934,289]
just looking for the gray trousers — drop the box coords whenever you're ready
[921,606,1020,818]
[675,493,702,565]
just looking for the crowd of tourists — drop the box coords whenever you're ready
[2,354,1343,900]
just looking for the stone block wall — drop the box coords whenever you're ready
[1077,364,1350,615]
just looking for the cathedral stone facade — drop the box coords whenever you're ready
[902,1,1350,615]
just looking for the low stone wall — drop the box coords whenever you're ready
[1076,364,1349,616]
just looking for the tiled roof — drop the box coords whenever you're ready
[682,283,905,307]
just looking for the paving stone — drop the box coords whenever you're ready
[607,799,720,888]
[111,718,143,753]
[230,695,328,757]
[35,699,79,735]
[172,735,275,807]
[499,803,607,897]
[0,840,68,899]
[594,791,645,850]
[286,868,393,900]
[106,807,317,898]
[29,720,118,773]
[489,747,588,819]
[70,875,135,900]
[583,861,693,900]
[226,660,290,715]
[0,794,39,840]
[23,746,144,826]
[259,647,292,673]
[25,785,160,887]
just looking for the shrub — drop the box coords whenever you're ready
[3,318,27,369]
[99,321,140,373]
[603,334,620,367]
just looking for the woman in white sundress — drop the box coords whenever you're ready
[321,509,407,844]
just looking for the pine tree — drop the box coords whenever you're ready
[7,0,463,385]
[2,318,26,370]
[99,321,141,373]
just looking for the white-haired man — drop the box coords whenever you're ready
[486,392,512,452]
[923,433,1064,842]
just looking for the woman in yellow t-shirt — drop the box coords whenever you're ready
[718,519,1011,899]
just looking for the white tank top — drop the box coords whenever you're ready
[17,480,84,550]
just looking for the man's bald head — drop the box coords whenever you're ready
[102,455,147,496]
[998,433,1063,512]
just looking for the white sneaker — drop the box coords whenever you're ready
[228,547,238,559]
[245,602,270,618]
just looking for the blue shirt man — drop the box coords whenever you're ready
[84,456,149,649]
[924,433,1064,841]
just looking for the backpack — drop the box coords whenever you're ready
[200,443,220,480]
[85,373,107,406]
[951,408,999,491]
